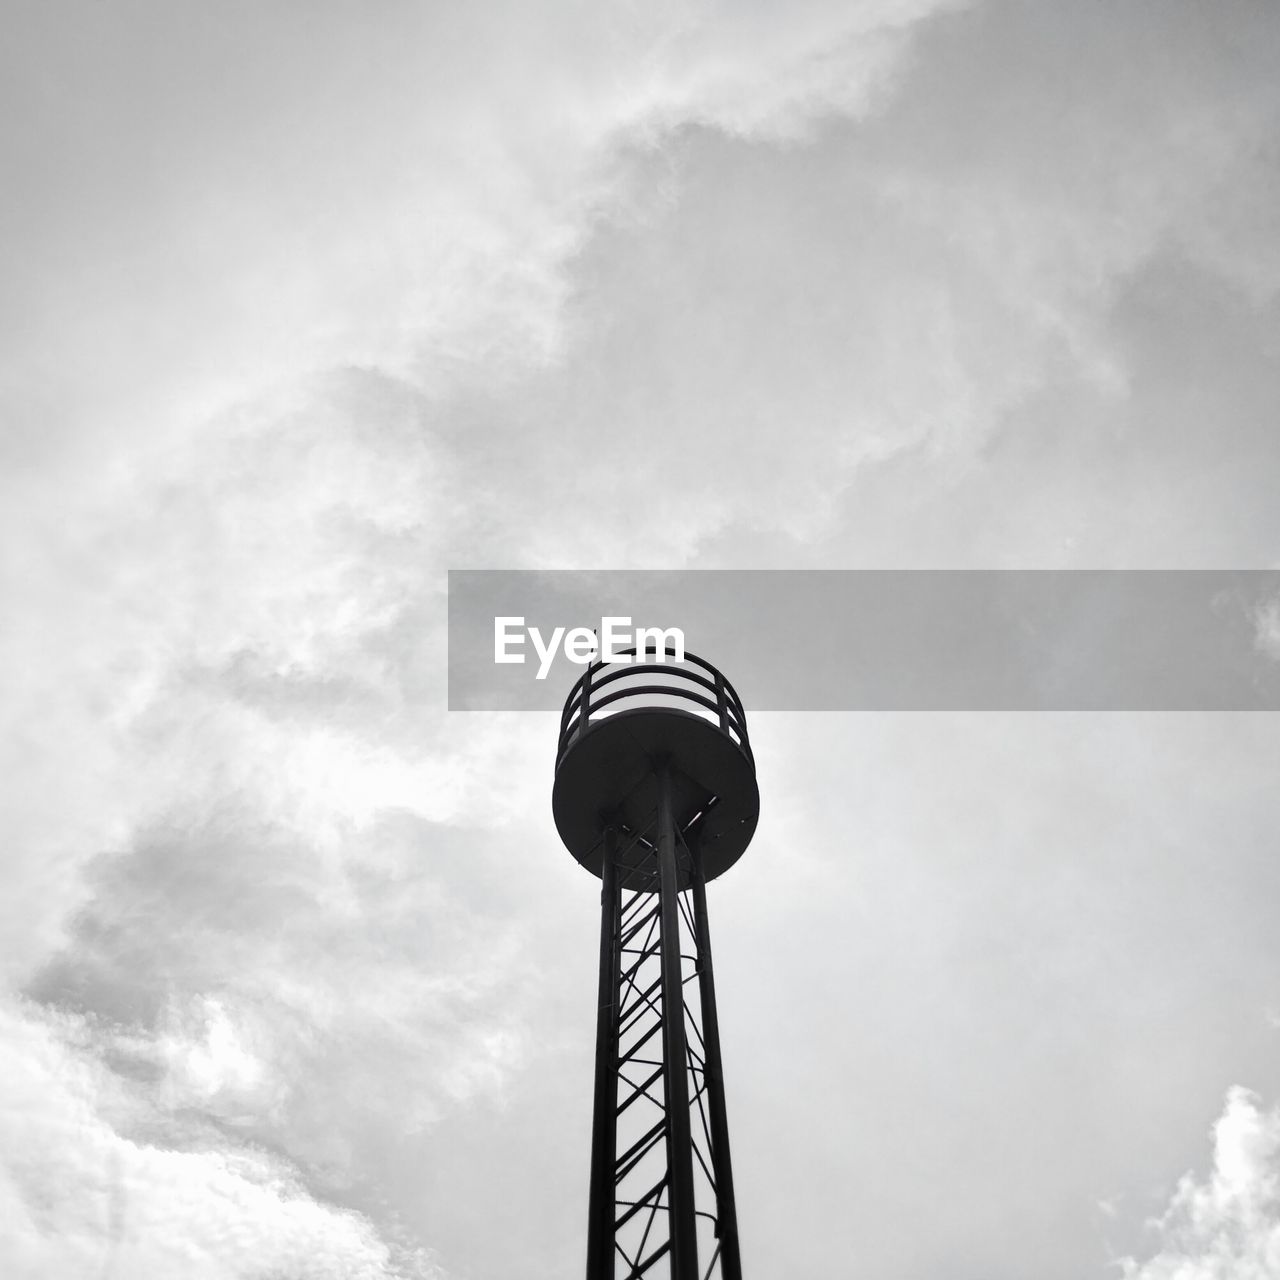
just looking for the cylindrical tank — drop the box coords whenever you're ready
[552,646,759,886]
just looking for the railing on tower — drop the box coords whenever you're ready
[556,645,754,773]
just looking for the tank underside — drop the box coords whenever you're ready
[552,707,759,886]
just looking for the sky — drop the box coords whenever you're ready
[2,1,1280,1277]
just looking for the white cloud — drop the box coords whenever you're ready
[0,1000,443,1280]
[1254,597,1280,662]
[1121,1088,1280,1280]
[156,996,271,1115]
[4,2,1280,1275]
[0,0,968,980]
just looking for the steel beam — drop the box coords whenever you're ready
[656,767,699,1278]
[690,839,742,1280]
[586,827,619,1279]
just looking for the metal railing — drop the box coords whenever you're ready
[556,645,752,771]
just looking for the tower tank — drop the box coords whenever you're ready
[552,645,758,1280]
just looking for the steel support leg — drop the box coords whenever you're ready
[583,781,741,1279]
[690,841,743,1280]
[656,767,700,1278]
[586,827,619,1278]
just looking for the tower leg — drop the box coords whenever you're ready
[583,783,741,1277]
[586,827,619,1279]
[656,767,700,1278]
[690,840,743,1280]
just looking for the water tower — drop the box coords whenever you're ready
[553,645,759,1279]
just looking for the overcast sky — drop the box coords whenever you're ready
[3,2,1280,1277]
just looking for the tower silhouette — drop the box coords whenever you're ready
[553,645,759,1279]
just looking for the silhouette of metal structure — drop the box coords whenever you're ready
[553,646,759,1280]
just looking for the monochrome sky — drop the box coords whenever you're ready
[3,2,1280,1278]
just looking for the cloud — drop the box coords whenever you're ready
[4,2,1280,1275]
[25,799,550,1169]
[1254,596,1280,662]
[0,0,972,978]
[409,1,1280,566]
[0,999,443,1280]
[1121,1087,1280,1280]
[0,1,969,462]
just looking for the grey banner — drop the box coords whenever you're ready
[447,570,1280,710]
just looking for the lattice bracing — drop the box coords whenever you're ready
[586,793,742,1280]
